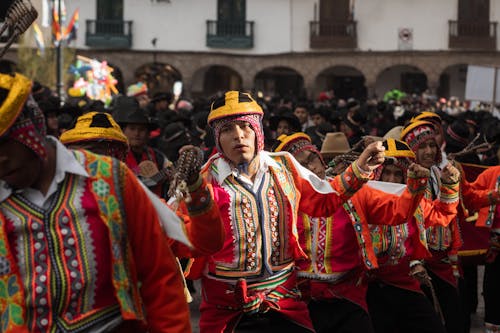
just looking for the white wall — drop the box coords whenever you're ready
[59,0,500,54]
[356,0,456,51]
[65,0,96,49]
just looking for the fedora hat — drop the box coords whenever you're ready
[320,132,351,157]
[112,96,158,130]
[383,126,403,140]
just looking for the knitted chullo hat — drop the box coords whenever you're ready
[208,91,264,155]
[400,120,442,165]
[273,132,326,167]
[411,111,442,126]
[374,138,416,183]
[60,112,128,146]
[0,73,47,160]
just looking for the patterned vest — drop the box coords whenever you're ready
[203,154,302,280]
[0,150,144,332]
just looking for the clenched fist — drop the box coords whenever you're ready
[408,163,430,179]
[357,141,385,172]
[440,163,460,184]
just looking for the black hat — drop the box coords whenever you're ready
[444,120,470,153]
[151,92,173,104]
[37,95,62,116]
[310,106,329,120]
[112,96,158,130]
[269,111,301,132]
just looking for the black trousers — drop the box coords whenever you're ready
[235,311,313,333]
[459,264,479,333]
[367,282,446,333]
[308,298,375,333]
[484,255,500,326]
[421,270,465,333]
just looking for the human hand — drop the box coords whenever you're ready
[408,163,430,179]
[357,141,385,172]
[176,145,204,186]
[410,262,431,286]
[440,163,460,184]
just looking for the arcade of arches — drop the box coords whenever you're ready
[9,50,499,101]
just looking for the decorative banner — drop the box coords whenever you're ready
[68,55,118,106]
[32,22,45,55]
[64,8,78,42]
[51,0,66,44]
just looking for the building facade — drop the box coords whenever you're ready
[3,0,500,100]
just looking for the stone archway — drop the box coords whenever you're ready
[134,62,182,95]
[254,66,305,98]
[375,64,428,98]
[315,65,367,101]
[191,64,242,98]
[437,64,468,100]
[191,65,242,97]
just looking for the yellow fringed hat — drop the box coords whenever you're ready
[382,138,416,160]
[274,132,313,153]
[411,111,441,124]
[208,91,263,125]
[0,73,33,137]
[60,112,128,145]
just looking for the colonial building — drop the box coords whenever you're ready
[3,0,500,100]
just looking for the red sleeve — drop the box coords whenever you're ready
[421,181,460,228]
[171,178,225,258]
[351,174,427,226]
[298,161,371,218]
[461,166,500,211]
[123,168,191,333]
[351,188,417,226]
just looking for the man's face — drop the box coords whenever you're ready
[155,100,169,112]
[294,107,309,125]
[219,120,256,165]
[339,121,353,137]
[122,123,149,151]
[380,164,404,184]
[136,94,150,109]
[276,119,292,137]
[0,138,42,189]
[294,150,326,180]
[311,114,325,126]
[416,139,438,168]
[46,113,59,132]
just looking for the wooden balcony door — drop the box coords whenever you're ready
[96,0,124,34]
[217,0,245,36]
[320,0,351,22]
[458,0,489,36]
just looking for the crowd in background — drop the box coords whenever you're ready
[34,83,500,169]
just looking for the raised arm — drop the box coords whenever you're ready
[421,163,460,228]
[297,141,385,217]
[461,166,500,211]
[350,163,430,226]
